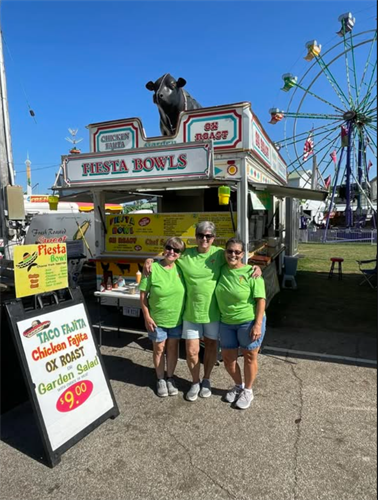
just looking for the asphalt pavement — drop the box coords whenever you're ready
[0,317,377,500]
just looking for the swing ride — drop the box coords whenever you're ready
[269,12,377,238]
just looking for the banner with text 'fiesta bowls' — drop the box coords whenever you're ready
[63,141,213,186]
[14,243,68,298]
[16,302,115,452]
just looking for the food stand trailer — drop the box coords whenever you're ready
[53,102,327,318]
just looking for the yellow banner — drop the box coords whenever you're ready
[14,243,68,298]
[105,212,237,254]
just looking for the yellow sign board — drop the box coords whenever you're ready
[105,212,237,254]
[14,243,68,298]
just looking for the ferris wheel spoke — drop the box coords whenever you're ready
[348,31,361,107]
[319,146,343,179]
[313,54,351,109]
[282,121,341,148]
[291,82,345,113]
[314,136,341,178]
[283,112,343,120]
[364,128,377,155]
[293,128,341,172]
[362,93,377,115]
[356,32,377,104]
[285,157,318,182]
[282,119,341,143]
[302,138,340,190]
[360,95,377,118]
[341,31,356,107]
[359,89,377,115]
[366,106,377,116]
[317,137,340,172]
[366,120,377,130]
[283,155,315,179]
[358,71,377,112]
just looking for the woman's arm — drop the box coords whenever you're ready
[250,298,266,342]
[142,259,154,277]
[251,265,262,278]
[140,291,157,332]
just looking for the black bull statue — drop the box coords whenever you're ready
[146,74,202,136]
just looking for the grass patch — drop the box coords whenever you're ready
[297,243,377,274]
[267,243,377,335]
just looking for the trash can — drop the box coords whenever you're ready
[284,256,298,276]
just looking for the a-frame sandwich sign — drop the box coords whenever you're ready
[5,288,119,467]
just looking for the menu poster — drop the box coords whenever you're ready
[5,291,119,467]
[14,243,68,298]
[105,212,237,253]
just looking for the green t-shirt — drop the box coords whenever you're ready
[139,262,185,328]
[215,264,266,324]
[177,246,226,323]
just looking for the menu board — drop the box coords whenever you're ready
[5,292,119,468]
[105,212,237,254]
[14,243,68,298]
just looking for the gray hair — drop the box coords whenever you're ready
[195,221,216,236]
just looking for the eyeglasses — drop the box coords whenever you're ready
[226,249,243,256]
[165,245,181,254]
[196,233,215,240]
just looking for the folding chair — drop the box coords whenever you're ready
[356,259,377,289]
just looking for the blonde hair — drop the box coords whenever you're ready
[165,237,186,253]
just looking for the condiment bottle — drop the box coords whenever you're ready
[136,270,142,284]
[106,276,112,290]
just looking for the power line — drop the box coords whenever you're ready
[4,163,60,174]
[0,30,36,123]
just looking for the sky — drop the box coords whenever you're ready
[0,0,376,194]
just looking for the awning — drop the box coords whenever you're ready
[250,191,270,210]
[249,182,328,202]
[76,202,123,213]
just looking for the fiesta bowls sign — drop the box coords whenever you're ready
[63,142,213,186]
[14,243,68,299]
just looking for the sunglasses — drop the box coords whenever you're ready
[196,233,215,240]
[226,249,243,256]
[165,245,181,254]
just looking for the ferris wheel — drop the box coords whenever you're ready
[269,12,377,230]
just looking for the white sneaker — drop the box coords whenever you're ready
[167,378,179,396]
[225,385,243,403]
[156,379,168,397]
[235,389,254,410]
[186,383,200,402]
[199,379,212,398]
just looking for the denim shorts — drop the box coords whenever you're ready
[182,321,220,341]
[219,317,266,351]
[148,325,182,343]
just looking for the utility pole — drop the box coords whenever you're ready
[25,153,32,198]
[311,155,318,190]
[0,13,14,259]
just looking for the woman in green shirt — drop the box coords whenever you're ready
[140,237,186,398]
[144,223,262,402]
[215,237,266,410]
